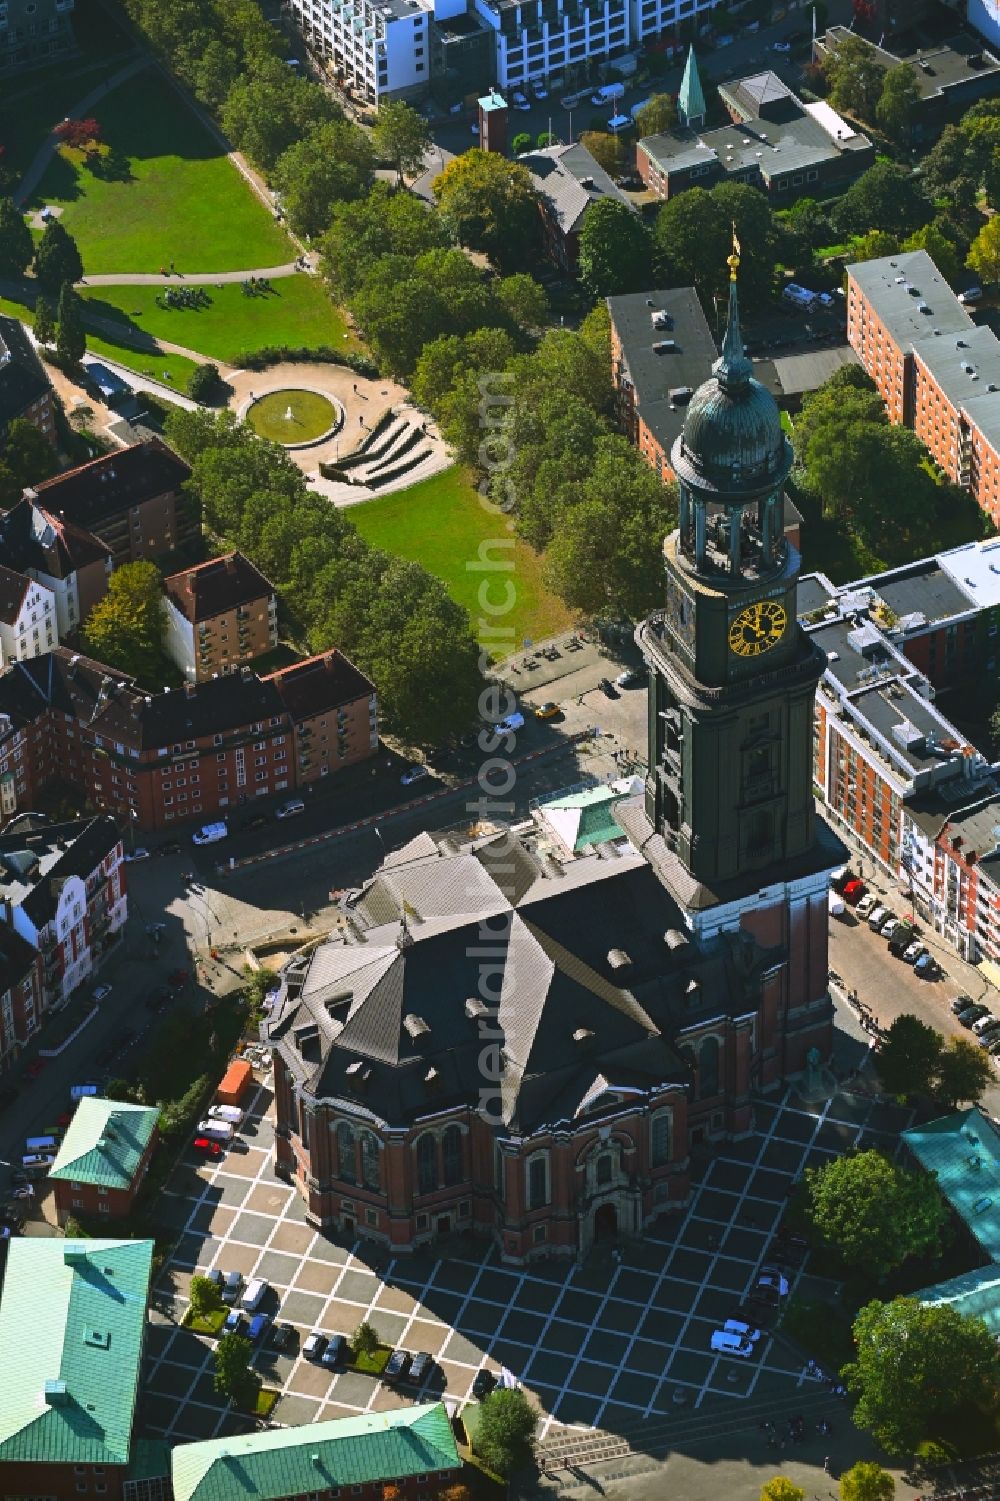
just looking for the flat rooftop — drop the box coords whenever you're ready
[938,536,1000,608]
[914,322,1000,448]
[820,27,1000,100]
[863,558,976,628]
[607,286,719,459]
[848,249,973,345]
[797,572,838,618]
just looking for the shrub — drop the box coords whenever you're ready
[187,362,224,403]
[235,344,378,378]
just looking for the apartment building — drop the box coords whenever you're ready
[49,1098,160,1226]
[0,923,43,1069]
[0,496,112,636]
[0,815,126,1010]
[28,439,196,566]
[522,141,634,272]
[0,565,58,666]
[0,645,377,831]
[287,0,718,107]
[0,314,57,442]
[163,551,278,683]
[846,249,1000,524]
[0,0,74,76]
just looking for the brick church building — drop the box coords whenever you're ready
[264,250,843,1264]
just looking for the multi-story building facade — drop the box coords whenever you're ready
[27,439,196,567]
[0,565,58,666]
[265,254,842,1264]
[0,496,112,637]
[0,0,74,75]
[286,0,718,107]
[0,1238,161,1501]
[0,922,44,1069]
[0,815,126,1009]
[163,551,279,683]
[522,141,634,272]
[49,1098,160,1226]
[0,314,57,441]
[0,645,377,831]
[847,249,1000,525]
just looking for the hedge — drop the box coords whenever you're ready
[234,344,379,378]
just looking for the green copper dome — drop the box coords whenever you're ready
[671,274,792,498]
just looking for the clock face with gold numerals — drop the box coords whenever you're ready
[728,600,787,658]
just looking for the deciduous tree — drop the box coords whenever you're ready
[82,561,166,685]
[0,416,57,505]
[803,1149,947,1278]
[0,196,34,278]
[188,1273,224,1319]
[351,1320,379,1356]
[213,1332,256,1405]
[474,1388,537,1476]
[935,1034,993,1108]
[876,64,920,143]
[825,33,884,120]
[578,130,628,178]
[634,93,676,137]
[319,184,449,302]
[33,295,56,346]
[495,272,548,332]
[920,124,980,215]
[845,1297,999,1455]
[902,221,960,284]
[432,150,541,269]
[840,1461,895,1501]
[833,160,930,238]
[272,120,374,237]
[372,100,432,185]
[875,1014,943,1099]
[967,215,1000,288]
[578,199,651,297]
[221,61,340,170]
[33,219,83,291]
[760,1480,805,1501]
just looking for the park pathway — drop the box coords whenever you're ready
[13,55,153,209]
[81,263,306,286]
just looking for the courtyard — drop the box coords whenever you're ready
[142,1072,913,1455]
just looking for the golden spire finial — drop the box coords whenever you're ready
[728,225,741,283]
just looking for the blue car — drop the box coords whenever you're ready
[248,1313,272,1341]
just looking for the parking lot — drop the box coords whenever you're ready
[141,1073,913,1448]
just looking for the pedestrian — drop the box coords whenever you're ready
[160,265,166,277]
[824,1457,832,1474]
[170,260,175,274]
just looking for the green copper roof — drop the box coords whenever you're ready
[171,1403,462,1501]
[49,1097,160,1189]
[0,1237,153,1466]
[128,1437,172,1482]
[918,1263,1000,1335]
[678,46,706,125]
[903,1107,1000,1261]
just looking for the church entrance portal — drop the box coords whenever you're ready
[594,1203,618,1241]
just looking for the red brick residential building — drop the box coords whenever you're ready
[0,922,44,1070]
[163,551,279,683]
[27,438,196,566]
[521,141,635,272]
[0,815,126,1009]
[0,645,377,831]
[49,1097,160,1225]
[847,249,1000,525]
[0,495,112,638]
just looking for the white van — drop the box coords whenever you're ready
[192,822,228,846]
[607,113,632,132]
[240,1276,269,1312]
[21,1153,55,1174]
[590,82,624,105]
[70,1083,101,1101]
[197,1118,235,1144]
[827,891,846,918]
[711,1329,755,1357]
[209,1104,244,1127]
[494,712,525,735]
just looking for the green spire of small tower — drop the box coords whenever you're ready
[677,45,706,131]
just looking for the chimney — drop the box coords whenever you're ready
[183,682,196,700]
[225,555,237,576]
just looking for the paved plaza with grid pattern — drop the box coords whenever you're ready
[139,1079,912,1447]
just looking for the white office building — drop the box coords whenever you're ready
[286,0,721,105]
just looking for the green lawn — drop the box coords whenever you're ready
[0,292,199,390]
[81,277,354,364]
[248,389,339,443]
[29,70,292,274]
[347,466,577,656]
[183,1307,227,1336]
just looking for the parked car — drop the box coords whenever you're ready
[880,918,902,941]
[275,799,306,820]
[915,952,938,978]
[843,878,865,905]
[222,1309,245,1335]
[599,677,615,696]
[959,286,983,304]
[856,893,877,919]
[472,1367,497,1400]
[156,840,182,857]
[192,1136,223,1157]
[961,1004,990,1028]
[771,38,791,52]
[205,1269,225,1292]
[711,1329,755,1357]
[951,994,975,1014]
[512,90,531,110]
[384,1349,412,1383]
[192,821,228,845]
[616,667,644,687]
[220,1271,243,1303]
[400,765,429,786]
[125,848,149,862]
[92,984,112,1003]
[535,702,561,719]
[973,1012,998,1034]
[408,1351,434,1383]
[755,1268,789,1298]
[817,291,836,307]
[243,813,269,831]
[903,942,928,964]
[303,1331,327,1361]
[321,1333,348,1368]
[723,1318,761,1343]
[867,905,891,931]
[272,1322,295,1351]
[248,1313,272,1341]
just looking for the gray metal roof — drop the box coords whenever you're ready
[771,343,859,397]
[521,142,633,236]
[913,324,1000,451]
[860,560,975,627]
[847,250,973,345]
[607,286,719,458]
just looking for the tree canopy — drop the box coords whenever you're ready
[271,119,374,237]
[319,184,449,302]
[372,101,432,185]
[655,182,779,305]
[833,160,930,239]
[212,1331,256,1405]
[760,1481,805,1501]
[0,197,33,278]
[220,59,341,170]
[188,1273,224,1319]
[474,1388,537,1476]
[935,1035,993,1109]
[578,199,651,297]
[824,34,884,120]
[845,1297,1000,1455]
[55,282,86,366]
[33,219,83,291]
[876,1014,943,1099]
[803,1149,947,1278]
[876,64,920,143]
[578,130,629,178]
[82,561,166,686]
[635,93,677,137]
[968,215,1000,287]
[0,417,58,507]
[839,1462,895,1501]
[432,150,541,269]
